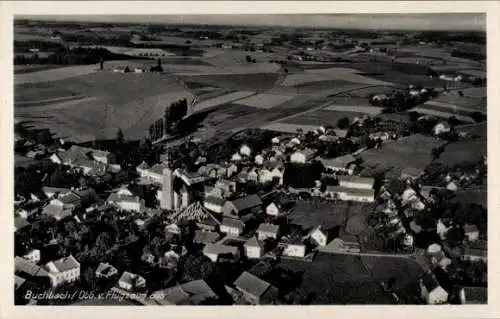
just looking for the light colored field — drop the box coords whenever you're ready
[234,93,295,109]
[281,73,332,87]
[458,87,486,99]
[305,67,394,86]
[324,105,384,115]
[15,97,98,113]
[15,65,99,85]
[460,69,487,78]
[410,107,474,123]
[193,91,256,112]
[260,122,318,134]
[423,100,473,113]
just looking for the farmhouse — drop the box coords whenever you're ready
[223,194,262,217]
[320,155,357,175]
[118,271,146,291]
[337,175,375,190]
[290,148,316,164]
[233,271,279,305]
[220,218,245,237]
[325,186,375,203]
[107,192,145,212]
[256,223,280,241]
[203,243,240,263]
[45,255,81,288]
[244,237,265,259]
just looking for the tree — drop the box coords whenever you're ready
[470,111,486,123]
[408,111,421,123]
[116,128,125,145]
[447,116,460,127]
[245,55,252,63]
[337,117,350,130]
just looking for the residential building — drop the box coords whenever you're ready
[152,280,218,305]
[42,204,73,221]
[234,271,279,305]
[203,195,226,213]
[433,122,451,136]
[309,226,335,247]
[247,168,259,182]
[282,240,307,258]
[223,194,262,217]
[42,186,72,199]
[203,243,240,263]
[265,202,281,217]
[459,287,487,304]
[255,154,264,165]
[400,167,425,181]
[463,242,487,262]
[256,223,280,241]
[420,271,449,305]
[175,169,206,186]
[325,186,375,202]
[45,255,81,288]
[436,219,451,240]
[107,192,145,212]
[231,152,243,162]
[95,263,118,279]
[14,217,31,232]
[15,256,49,282]
[463,224,479,242]
[22,249,41,264]
[244,237,264,259]
[220,218,245,237]
[118,271,146,291]
[290,148,316,163]
[337,175,374,190]
[319,155,357,175]
[196,214,221,232]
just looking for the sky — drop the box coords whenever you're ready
[18,13,486,31]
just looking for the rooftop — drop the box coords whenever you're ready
[319,154,356,168]
[193,230,220,244]
[203,243,239,256]
[325,186,375,197]
[222,218,245,230]
[257,223,279,234]
[47,255,80,273]
[228,194,262,212]
[15,256,49,277]
[337,175,375,186]
[234,271,271,298]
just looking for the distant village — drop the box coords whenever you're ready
[14,94,487,305]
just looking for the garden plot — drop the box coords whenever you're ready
[234,93,295,109]
[324,105,384,115]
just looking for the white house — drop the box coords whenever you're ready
[337,175,374,190]
[320,155,357,175]
[436,219,451,240]
[309,226,334,247]
[255,154,264,165]
[239,144,252,157]
[220,218,245,237]
[433,122,451,136]
[256,223,279,241]
[446,181,459,191]
[420,271,449,305]
[22,249,41,264]
[244,237,264,259]
[290,148,316,164]
[45,255,80,288]
[118,271,146,291]
[282,241,306,258]
[265,202,281,217]
[107,192,144,212]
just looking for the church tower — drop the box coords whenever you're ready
[160,149,174,210]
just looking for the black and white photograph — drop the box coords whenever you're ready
[5,2,495,313]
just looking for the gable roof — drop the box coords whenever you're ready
[244,236,264,248]
[193,230,220,244]
[325,186,375,198]
[15,217,31,230]
[154,280,217,305]
[257,223,279,234]
[119,271,145,286]
[320,155,356,168]
[15,256,49,277]
[228,194,262,212]
[57,192,82,206]
[222,218,245,229]
[15,275,26,290]
[203,243,238,256]
[42,204,72,220]
[96,262,118,276]
[337,175,375,186]
[42,186,71,196]
[421,271,440,292]
[47,255,80,273]
[234,271,271,298]
[204,196,226,206]
[107,192,142,204]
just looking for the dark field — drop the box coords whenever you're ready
[14,65,65,74]
[439,139,486,167]
[182,73,280,91]
[292,79,362,92]
[279,253,396,304]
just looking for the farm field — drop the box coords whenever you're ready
[455,122,487,139]
[279,253,396,304]
[14,64,100,85]
[282,109,367,127]
[410,107,474,123]
[300,67,394,86]
[324,104,384,115]
[192,91,256,112]
[181,73,281,91]
[360,134,446,177]
[287,201,375,231]
[14,65,66,74]
[260,122,318,134]
[439,139,487,167]
[234,93,295,109]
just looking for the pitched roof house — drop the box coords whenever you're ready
[223,194,262,217]
[420,271,449,305]
[45,255,81,288]
[152,280,218,305]
[233,271,279,305]
[95,262,119,279]
[256,223,280,241]
[203,243,240,263]
[118,271,146,291]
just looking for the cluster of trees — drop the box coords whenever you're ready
[245,55,257,63]
[413,31,486,45]
[371,88,439,113]
[283,161,324,189]
[451,49,486,62]
[14,46,145,66]
[149,119,165,140]
[164,99,189,133]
